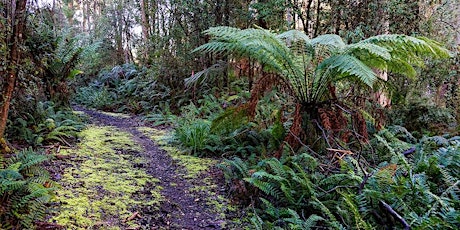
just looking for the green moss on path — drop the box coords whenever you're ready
[50,125,162,229]
[48,108,245,229]
[137,127,240,228]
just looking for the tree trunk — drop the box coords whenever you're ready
[375,0,391,108]
[114,3,124,64]
[0,0,28,153]
[140,0,150,41]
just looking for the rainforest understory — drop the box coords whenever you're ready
[1,1,459,229]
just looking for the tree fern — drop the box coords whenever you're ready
[196,26,449,105]
[194,26,450,149]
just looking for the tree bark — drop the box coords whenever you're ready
[140,0,150,41]
[0,0,28,153]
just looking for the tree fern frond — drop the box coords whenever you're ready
[277,30,310,43]
[345,43,392,61]
[184,61,227,88]
[277,30,314,55]
[414,36,452,58]
[386,57,417,78]
[362,34,450,60]
[311,34,346,49]
[192,41,237,56]
[316,54,377,88]
[201,26,242,40]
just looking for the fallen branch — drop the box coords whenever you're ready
[380,200,410,230]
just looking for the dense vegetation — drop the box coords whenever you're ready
[1,0,459,229]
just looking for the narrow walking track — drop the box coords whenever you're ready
[47,107,240,229]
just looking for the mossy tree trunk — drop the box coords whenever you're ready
[0,0,28,153]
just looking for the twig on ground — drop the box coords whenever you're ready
[124,211,141,222]
[380,200,411,230]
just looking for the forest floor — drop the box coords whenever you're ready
[44,107,245,230]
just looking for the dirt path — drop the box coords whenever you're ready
[47,107,241,229]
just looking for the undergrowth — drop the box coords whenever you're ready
[73,64,171,114]
[6,101,85,147]
[218,128,460,229]
[0,149,56,229]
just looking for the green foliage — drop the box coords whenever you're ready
[6,101,85,146]
[172,102,230,156]
[219,127,460,229]
[192,26,451,151]
[73,64,172,114]
[388,101,456,137]
[358,131,460,229]
[174,118,212,156]
[195,26,450,106]
[44,34,100,107]
[0,149,56,229]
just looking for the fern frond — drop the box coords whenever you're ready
[184,61,227,88]
[226,157,249,178]
[318,173,361,190]
[362,34,450,58]
[10,153,48,173]
[0,180,27,194]
[345,43,392,61]
[211,106,249,134]
[259,197,280,218]
[311,34,346,49]
[277,30,310,43]
[245,177,281,199]
[361,34,450,78]
[250,211,265,230]
[311,196,338,222]
[339,191,373,230]
[265,158,290,178]
[317,54,377,88]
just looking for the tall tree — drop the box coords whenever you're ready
[0,0,28,153]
